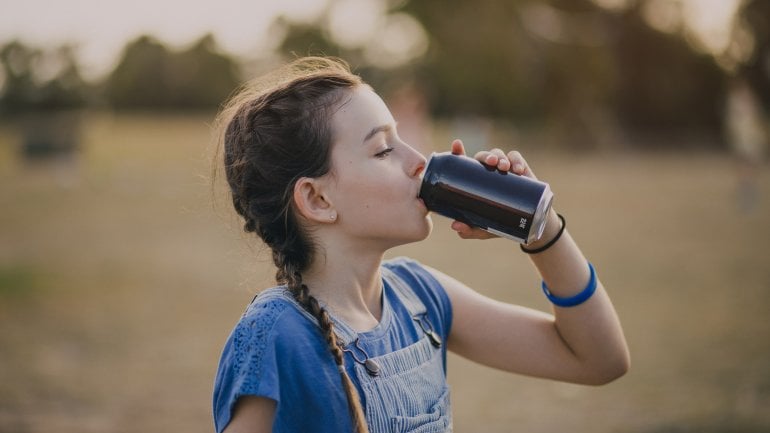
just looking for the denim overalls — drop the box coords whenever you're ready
[240,265,453,433]
[329,266,453,433]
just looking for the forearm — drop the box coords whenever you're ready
[525,209,630,384]
[445,143,630,383]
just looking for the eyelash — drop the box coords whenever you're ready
[375,147,394,158]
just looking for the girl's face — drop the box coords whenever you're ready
[323,85,432,250]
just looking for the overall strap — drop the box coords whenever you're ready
[253,267,432,346]
[327,267,431,346]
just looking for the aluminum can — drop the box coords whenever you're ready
[419,152,554,244]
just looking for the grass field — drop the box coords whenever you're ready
[1,112,769,433]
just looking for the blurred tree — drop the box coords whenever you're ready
[401,0,731,148]
[607,5,725,135]
[105,36,172,108]
[0,40,88,113]
[35,45,90,110]
[105,34,241,110]
[170,34,244,108]
[517,1,619,149]
[273,19,396,94]
[738,0,770,109]
[400,0,542,119]
[278,20,347,60]
[0,40,88,161]
[0,40,38,112]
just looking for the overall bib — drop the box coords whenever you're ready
[255,266,452,433]
[330,266,453,433]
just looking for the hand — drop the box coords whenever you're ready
[448,139,539,240]
[450,139,538,180]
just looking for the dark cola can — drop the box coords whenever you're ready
[419,152,554,244]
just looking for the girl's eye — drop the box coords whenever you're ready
[375,147,394,158]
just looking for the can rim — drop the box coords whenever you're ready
[418,152,439,198]
[529,184,554,244]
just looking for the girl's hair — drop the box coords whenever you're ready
[215,57,369,433]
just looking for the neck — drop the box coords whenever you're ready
[301,242,386,332]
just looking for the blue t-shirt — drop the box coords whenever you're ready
[212,257,453,433]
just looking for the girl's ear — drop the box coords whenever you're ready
[293,177,336,223]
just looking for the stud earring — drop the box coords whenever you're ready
[330,213,336,221]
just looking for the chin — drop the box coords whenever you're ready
[421,215,434,239]
[407,215,434,243]
[384,217,433,249]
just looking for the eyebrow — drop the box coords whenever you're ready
[363,124,393,144]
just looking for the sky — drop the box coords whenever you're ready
[0,0,330,79]
[0,0,743,80]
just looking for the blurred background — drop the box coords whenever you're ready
[1,0,768,432]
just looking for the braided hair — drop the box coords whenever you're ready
[215,57,369,433]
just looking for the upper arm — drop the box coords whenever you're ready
[223,396,276,433]
[425,266,587,382]
[213,299,287,433]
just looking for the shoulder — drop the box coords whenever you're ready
[231,289,293,344]
[228,288,320,355]
[216,287,324,385]
[239,288,298,330]
[382,256,441,289]
[213,288,325,432]
[382,256,453,332]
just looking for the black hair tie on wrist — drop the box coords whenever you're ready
[520,213,566,254]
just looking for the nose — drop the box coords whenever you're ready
[405,144,427,178]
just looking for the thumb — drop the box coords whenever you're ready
[450,139,466,155]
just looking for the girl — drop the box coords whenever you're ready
[212,57,629,433]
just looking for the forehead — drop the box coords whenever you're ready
[331,85,394,142]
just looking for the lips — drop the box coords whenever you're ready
[414,181,424,200]
[417,197,428,213]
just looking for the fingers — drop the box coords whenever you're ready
[505,150,528,177]
[487,149,512,172]
[471,148,504,171]
[452,142,538,179]
[507,150,537,179]
[469,148,538,179]
[450,220,497,240]
[474,148,515,173]
[450,139,466,155]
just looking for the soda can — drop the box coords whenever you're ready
[419,152,554,244]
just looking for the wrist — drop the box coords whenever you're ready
[521,210,563,253]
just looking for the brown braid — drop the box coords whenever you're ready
[286,270,369,433]
[215,57,369,433]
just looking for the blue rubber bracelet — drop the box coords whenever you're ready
[541,262,597,307]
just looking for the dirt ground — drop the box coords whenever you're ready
[1,113,768,433]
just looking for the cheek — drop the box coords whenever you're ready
[336,178,401,218]
[329,159,409,216]
[345,184,392,211]
[332,173,377,210]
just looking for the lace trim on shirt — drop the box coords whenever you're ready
[231,298,289,396]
